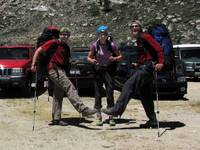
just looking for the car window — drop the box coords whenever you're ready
[71,51,88,60]
[120,46,139,64]
[0,48,29,59]
[173,48,179,57]
[180,49,200,60]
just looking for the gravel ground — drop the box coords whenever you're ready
[0,81,200,150]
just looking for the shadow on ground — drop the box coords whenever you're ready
[108,120,185,132]
[49,117,137,130]
[60,117,101,130]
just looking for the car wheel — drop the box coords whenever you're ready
[175,94,184,99]
[36,79,47,96]
[21,80,32,98]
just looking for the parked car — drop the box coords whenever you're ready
[173,44,200,79]
[68,47,95,92]
[0,45,35,97]
[112,44,187,98]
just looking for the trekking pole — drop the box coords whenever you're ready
[74,63,78,91]
[71,60,79,90]
[32,68,38,131]
[154,70,160,137]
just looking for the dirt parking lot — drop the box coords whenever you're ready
[0,81,200,150]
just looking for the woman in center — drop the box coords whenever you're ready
[87,25,122,126]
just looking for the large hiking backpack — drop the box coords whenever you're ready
[36,25,60,80]
[36,25,60,48]
[147,24,174,70]
[34,26,60,96]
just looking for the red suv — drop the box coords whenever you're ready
[0,45,35,96]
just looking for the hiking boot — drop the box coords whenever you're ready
[81,107,97,116]
[101,107,117,116]
[109,119,116,126]
[108,115,115,126]
[139,120,158,129]
[95,110,103,126]
[96,119,103,126]
[48,120,68,126]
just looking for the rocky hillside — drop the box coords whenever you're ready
[0,0,199,46]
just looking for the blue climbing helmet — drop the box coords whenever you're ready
[97,25,108,33]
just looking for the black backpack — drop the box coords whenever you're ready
[34,26,60,96]
[36,26,60,48]
[36,26,60,81]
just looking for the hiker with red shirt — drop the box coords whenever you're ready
[31,26,97,126]
[102,20,164,128]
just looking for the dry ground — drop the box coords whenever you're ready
[0,81,200,150]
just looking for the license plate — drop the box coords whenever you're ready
[70,69,80,75]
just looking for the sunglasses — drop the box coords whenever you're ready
[130,25,140,28]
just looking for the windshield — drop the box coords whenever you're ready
[71,51,88,60]
[120,46,139,63]
[181,49,200,60]
[0,48,29,59]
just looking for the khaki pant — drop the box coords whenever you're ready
[48,67,86,120]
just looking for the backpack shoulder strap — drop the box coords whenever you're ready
[137,32,147,45]
[107,40,113,52]
[138,32,158,62]
[94,39,114,56]
[93,40,99,57]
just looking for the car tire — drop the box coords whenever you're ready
[21,79,32,98]
[178,94,184,99]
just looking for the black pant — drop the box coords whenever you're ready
[94,66,114,110]
[114,62,157,121]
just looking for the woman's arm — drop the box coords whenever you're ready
[87,45,97,64]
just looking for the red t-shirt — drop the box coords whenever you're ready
[41,39,70,70]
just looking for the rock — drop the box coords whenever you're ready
[0,0,199,45]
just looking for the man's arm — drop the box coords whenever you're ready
[143,33,164,71]
[31,47,44,72]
